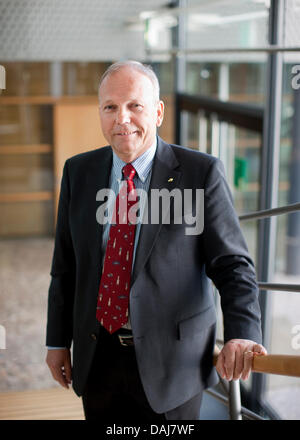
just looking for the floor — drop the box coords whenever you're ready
[0,386,230,421]
[0,238,56,392]
[0,387,85,420]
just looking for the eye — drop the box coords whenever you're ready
[103,104,115,111]
[131,103,143,110]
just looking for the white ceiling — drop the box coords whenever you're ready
[0,0,168,61]
[1,0,300,63]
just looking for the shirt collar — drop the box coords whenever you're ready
[112,138,157,183]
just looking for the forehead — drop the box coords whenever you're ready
[99,67,155,101]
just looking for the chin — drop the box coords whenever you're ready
[117,144,136,154]
[112,146,135,160]
[116,139,140,151]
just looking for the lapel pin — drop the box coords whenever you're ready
[168,178,174,182]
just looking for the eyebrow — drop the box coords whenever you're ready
[101,97,144,105]
[101,99,114,105]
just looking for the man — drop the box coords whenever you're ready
[46,60,266,420]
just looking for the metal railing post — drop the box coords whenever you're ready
[228,380,242,420]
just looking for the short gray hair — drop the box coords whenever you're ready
[98,60,160,102]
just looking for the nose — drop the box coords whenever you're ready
[115,107,130,125]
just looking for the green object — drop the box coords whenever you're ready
[234,157,248,189]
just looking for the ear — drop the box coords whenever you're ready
[156,100,164,127]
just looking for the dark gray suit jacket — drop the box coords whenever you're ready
[46,136,262,413]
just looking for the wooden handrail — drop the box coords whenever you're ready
[213,349,300,377]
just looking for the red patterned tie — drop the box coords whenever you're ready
[96,164,137,334]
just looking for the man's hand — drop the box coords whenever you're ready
[46,348,72,389]
[215,339,267,381]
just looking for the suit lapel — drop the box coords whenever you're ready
[131,137,181,285]
[87,147,112,268]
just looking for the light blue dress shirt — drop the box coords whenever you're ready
[102,139,157,268]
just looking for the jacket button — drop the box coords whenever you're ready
[90,333,97,341]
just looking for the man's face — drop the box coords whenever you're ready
[98,67,164,163]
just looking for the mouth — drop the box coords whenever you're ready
[115,131,138,137]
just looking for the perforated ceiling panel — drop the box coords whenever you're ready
[284,0,300,47]
[0,0,167,61]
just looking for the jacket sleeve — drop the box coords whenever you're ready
[202,157,262,344]
[46,160,76,349]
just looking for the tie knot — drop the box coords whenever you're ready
[122,163,136,181]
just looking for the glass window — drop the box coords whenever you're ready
[186,0,269,50]
[264,56,300,420]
